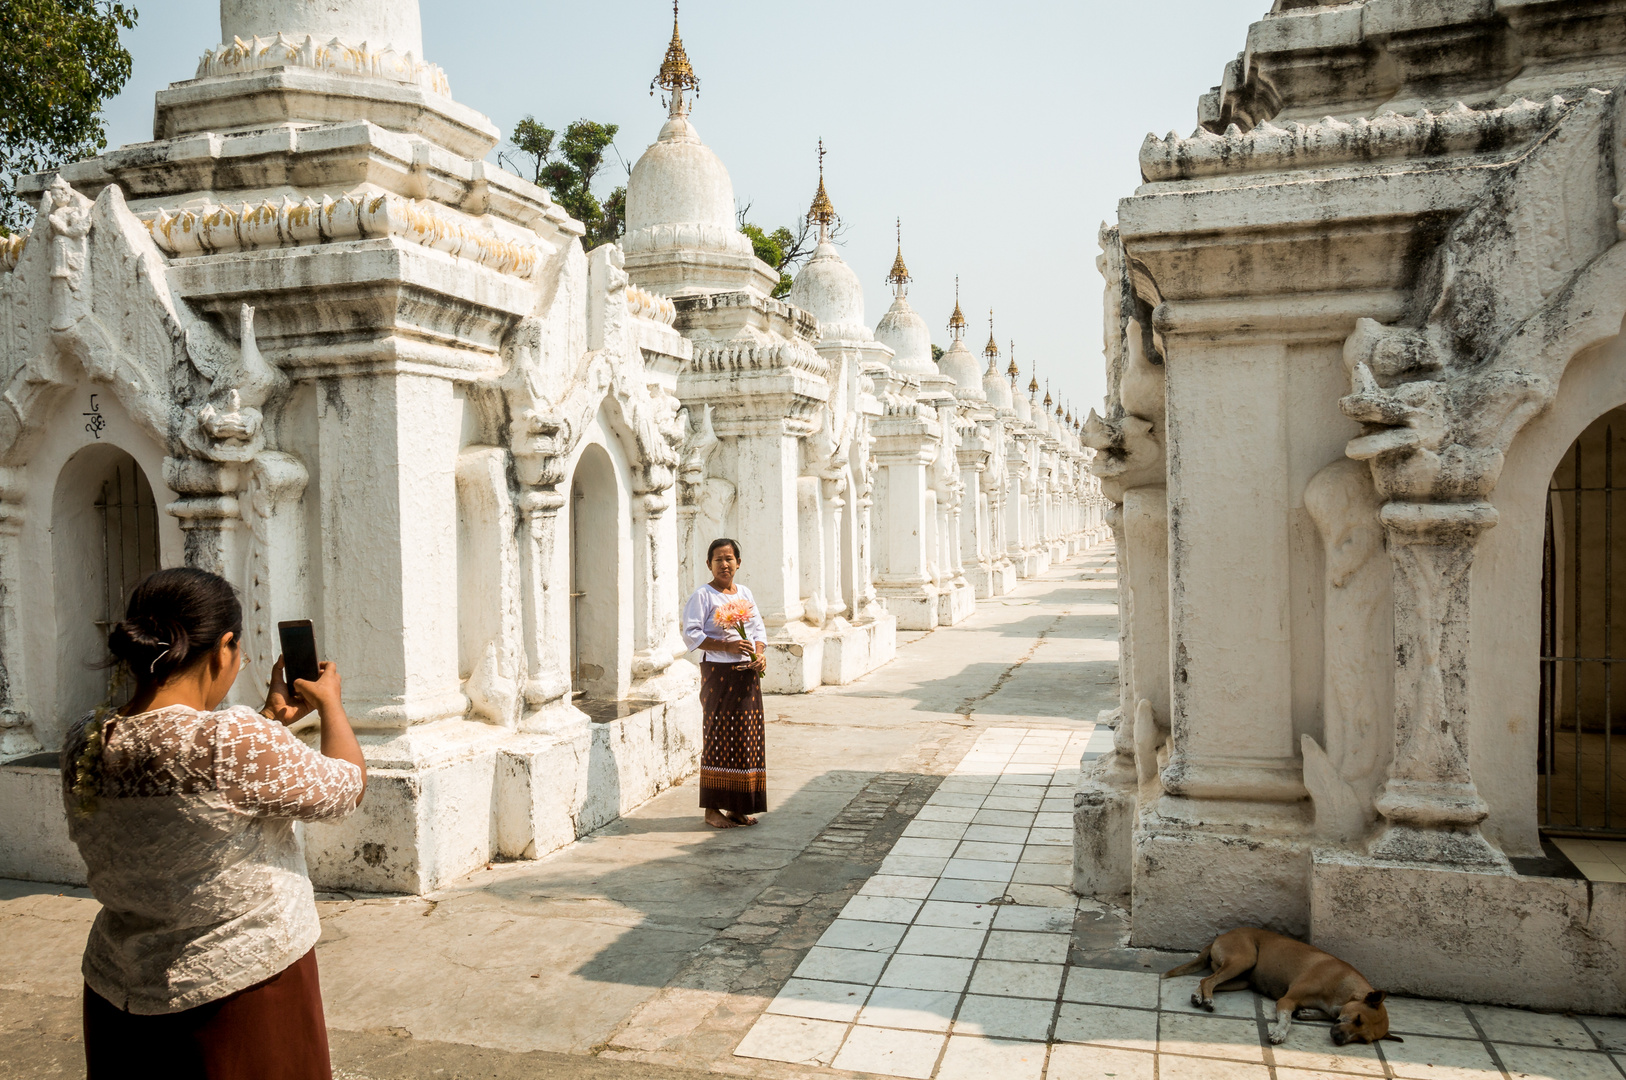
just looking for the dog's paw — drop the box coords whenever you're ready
[1268,1028,1289,1045]
[1190,993,1214,1012]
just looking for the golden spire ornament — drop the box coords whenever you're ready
[806,140,838,243]
[1007,341,1019,382]
[651,0,699,118]
[1043,380,1053,409]
[888,218,912,299]
[983,308,999,362]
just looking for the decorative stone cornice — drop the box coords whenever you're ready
[197,33,450,96]
[687,339,827,379]
[1142,96,1572,182]
[141,193,546,280]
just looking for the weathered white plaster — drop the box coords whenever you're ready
[0,0,700,895]
[1087,0,1626,1010]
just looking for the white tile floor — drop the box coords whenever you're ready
[733,726,1626,1080]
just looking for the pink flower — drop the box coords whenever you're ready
[714,598,755,632]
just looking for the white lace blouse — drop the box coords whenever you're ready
[61,704,364,1014]
[681,582,768,664]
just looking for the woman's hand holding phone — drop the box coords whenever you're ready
[262,656,316,726]
[293,661,343,715]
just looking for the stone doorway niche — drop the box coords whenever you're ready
[569,442,620,702]
[1541,406,1626,836]
[52,444,159,728]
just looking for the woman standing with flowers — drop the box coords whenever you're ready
[62,567,365,1079]
[681,538,768,828]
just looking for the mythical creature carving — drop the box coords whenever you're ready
[1084,319,1166,502]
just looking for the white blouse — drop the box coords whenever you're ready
[682,582,768,664]
[61,704,364,1014]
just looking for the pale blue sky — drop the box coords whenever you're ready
[100,0,1270,414]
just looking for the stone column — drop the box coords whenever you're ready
[164,455,247,578]
[730,419,803,630]
[517,488,573,730]
[314,372,464,731]
[0,469,35,758]
[630,491,682,683]
[822,478,847,618]
[1367,500,1506,867]
[960,464,985,593]
[872,441,937,630]
[1159,341,1304,805]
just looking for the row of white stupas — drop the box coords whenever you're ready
[634,13,1106,663]
[0,0,1102,894]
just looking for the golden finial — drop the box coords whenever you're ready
[947,278,967,336]
[888,217,911,291]
[1043,380,1053,409]
[651,1,699,118]
[807,140,837,242]
[1007,341,1019,381]
[982,308,998,359]
[1028,361,1039,395]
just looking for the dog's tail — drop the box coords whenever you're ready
[1161,944,1212,979]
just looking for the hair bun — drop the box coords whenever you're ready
[108,614,189,673]
[104,567,243,688]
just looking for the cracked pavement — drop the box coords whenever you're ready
[0,548,1119,1079]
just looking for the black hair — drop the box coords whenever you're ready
[107,567,243,687]
[706,537,742,563]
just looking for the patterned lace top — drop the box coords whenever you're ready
[61,704,364,1014]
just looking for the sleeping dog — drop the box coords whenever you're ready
[1163,927,1403,1046]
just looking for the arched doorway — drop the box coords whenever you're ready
[1540,406,1626,835]
[52,445,159,725]
[569,443,619,703]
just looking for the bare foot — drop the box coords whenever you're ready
[705,809,739,829]
[724,811,759,827]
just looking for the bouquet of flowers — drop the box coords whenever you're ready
[714,597,763,679]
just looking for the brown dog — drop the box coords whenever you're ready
[1162,928,1402,1046]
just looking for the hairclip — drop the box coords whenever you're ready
[150,642,171,674]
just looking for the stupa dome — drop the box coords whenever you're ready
[984,365,1013,411]
[1013,392,1032,424]
[789,242,869,340]
[876,297,936,376]
[938,339,985,400]
[624,117,752,260]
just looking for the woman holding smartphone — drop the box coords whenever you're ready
[62,567,365,1079]
[681,538,768,828]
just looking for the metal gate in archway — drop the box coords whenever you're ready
[1541,413,1626,836]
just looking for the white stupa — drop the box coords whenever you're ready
[983,331,1014,413]
[874,230,936,377]
[622,7,776,296]
[938,287,987,401]
[788,147,872,341]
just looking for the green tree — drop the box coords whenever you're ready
[931,344,944,362]
[0,0,138,233]
[501,116,626,251]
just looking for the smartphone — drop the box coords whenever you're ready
[277,620,320,688]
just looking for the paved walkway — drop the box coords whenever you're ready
[3,546,1624,1079]
[737,726,1626,1080]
